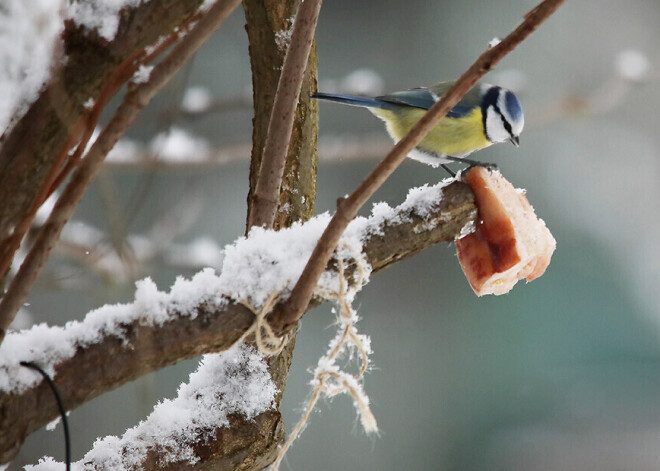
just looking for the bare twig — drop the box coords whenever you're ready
[247,0,323,230]
[102,136,390,169]
[0,180,474,464]
[0,0,243,344]
[268,0,567,334]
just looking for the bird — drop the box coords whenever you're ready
[312,81,524,175]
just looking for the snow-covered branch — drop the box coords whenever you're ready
[0,0,207,281]
[0,180,475,464]
[27,344,280,471]
[0,0,243,342]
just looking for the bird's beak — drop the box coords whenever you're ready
[509,135,520,147]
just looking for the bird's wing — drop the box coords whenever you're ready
[377,88,436,110]
[377,81,481,118]
[429,81,483,117]
[426,81,456,98]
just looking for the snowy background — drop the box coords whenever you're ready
[8,0,660,469]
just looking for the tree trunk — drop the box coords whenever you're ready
[243,0,318,233]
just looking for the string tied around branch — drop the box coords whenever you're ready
[271,242,376,470]
[236,288,291,355]
[229,242,375,470]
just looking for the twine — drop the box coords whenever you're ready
[223,242,375,470]
[236,288,290,355]
[271,243,377,471]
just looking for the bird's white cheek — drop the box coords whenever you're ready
[512,117,524,137]
[485,106,510,143]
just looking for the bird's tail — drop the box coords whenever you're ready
[311,92,391,109]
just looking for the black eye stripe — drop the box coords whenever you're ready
[493,103,514,137]
[502,116,513,135]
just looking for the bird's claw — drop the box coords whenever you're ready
[463,161,498,176]
[480,162,498,172]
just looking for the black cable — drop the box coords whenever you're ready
[20,361,71,471]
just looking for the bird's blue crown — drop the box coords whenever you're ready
[504,90,523,123]
[481,86,523,120]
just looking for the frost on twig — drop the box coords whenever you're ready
[25,343,277,469]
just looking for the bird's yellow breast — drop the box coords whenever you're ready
[370,107,491,158]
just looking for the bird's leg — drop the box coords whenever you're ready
[441,164,456,177]
[445,156,498,174]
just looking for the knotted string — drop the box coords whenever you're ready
[271,243,376,470]
[226,243,375,470]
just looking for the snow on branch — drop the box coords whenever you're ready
[0,0,243,345]
[26,344,277,470]
[0,179,475,464]
[0,0,63,135]
[0,0,208,321]
[67,0,143,41]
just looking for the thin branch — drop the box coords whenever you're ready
[268,0,567,334]
[0,0,207,283]
[102,136,390,169]
[0,0,243,344]
[247,0,323,230]
[0,180,474,464]
[0,17,197,287]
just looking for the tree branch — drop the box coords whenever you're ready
[220,1,323,467]
[269,0,567,334]
[0,180,474,464]
[191,1,325,466]
[0,0,207,283]
[247,0,323,230]
[0,12,205,292]
[0,0,243,344]
[100,136,390,169]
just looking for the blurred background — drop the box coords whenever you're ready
[11,0,660,469]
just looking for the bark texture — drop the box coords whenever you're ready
[210,1,319,467]
[243,0,319,232]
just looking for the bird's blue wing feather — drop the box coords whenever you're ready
[378,89,436,110]
[445,105,476,118]
[377,86,478,118]
[313,81,484,118]
[311,92,392,109]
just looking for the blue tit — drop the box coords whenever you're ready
[312,81,524,172]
